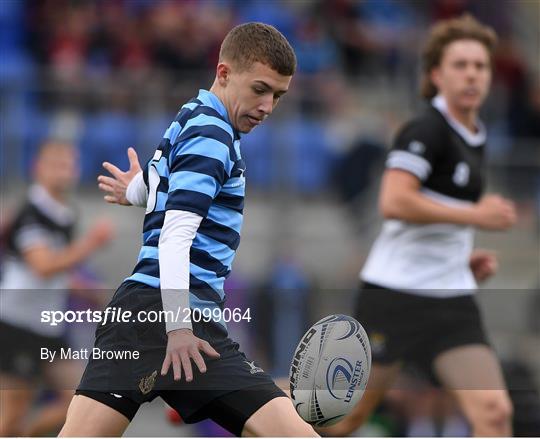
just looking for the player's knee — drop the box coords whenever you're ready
[279,420,318,437]
[492,395,513,426]
[468,392,513,435]
[242,401,319,437]
[295,422,319,437]
[244,417,319,437]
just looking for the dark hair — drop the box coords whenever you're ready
[421,14,498,99]
[219,22,296,76]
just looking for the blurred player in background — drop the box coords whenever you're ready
[0,140,114,436]
[60,23,318,437]
[321,14,517,437]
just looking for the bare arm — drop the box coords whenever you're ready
[379,169,516,230]
[22,220,114,278]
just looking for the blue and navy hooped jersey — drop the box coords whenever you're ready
[127,89,245,322]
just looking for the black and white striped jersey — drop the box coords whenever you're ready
[361,95,486,296]
[1,185,75,336]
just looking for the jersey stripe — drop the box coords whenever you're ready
[198,218,240,251]
[166,189,213,217]
[169,171,220,198]
[126,89,245,331]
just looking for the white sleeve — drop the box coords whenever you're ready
[14,224,51,251]
[159,209,203,333]
[126,171,148,207]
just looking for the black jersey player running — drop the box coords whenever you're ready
[0,141,113,436]
[60,23,317,437]
[322,15,516,437]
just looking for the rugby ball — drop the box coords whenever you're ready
[289,314,371,427]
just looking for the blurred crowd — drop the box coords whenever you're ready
[1,0,539,192]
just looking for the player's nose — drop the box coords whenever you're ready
[465,63,479,78]
[258,95,273,116]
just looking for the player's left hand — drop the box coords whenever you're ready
[470,249,498,283]
[98,147,141,205]
[161,328,220,382]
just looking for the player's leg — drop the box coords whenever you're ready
[59,394,132,436]
[241,396,318,437]
[59,281,144,435]
[434,344,512,436]
[23,360,84,436]
[0,375,35,436]
[23,390,74,436]
[317,362,401,436]
[163,379,317,437]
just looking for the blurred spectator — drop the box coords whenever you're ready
[255,255,311,376]
[293,12,339,76]
[332,139,385,204]
[508,78,540,139]
[1,0,535,183]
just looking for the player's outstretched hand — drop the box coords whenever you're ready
[98,147,141,205]
[161,328,220,382]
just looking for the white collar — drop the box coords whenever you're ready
[431,94,486,147]
[29,184,75,226]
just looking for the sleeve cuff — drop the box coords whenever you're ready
[161,289,193,333]
[386,150,432,181]
[126,171,148,207]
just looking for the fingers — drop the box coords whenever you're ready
[162,337,220,383]
[161,354,171,377]
[103,161,123,179]
[162,350,205,382]
[98,182,115,194]
[180,351,194,382]
[471,251,497,265]
[97,175,118,187]
[97,175,118,195]
[172,353,182,381]
[201,341,221,359]
[506,206,517,225]
[164,351,196,381]
[484,257,498,274]
[104,195,118,204]
[476,257,498,281]
[190,348,207,374]
[127,147,141,172]
[474,248,497,257]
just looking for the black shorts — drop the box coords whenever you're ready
[0,320,68,381]
[76,281,285,436]
[354,282,490,369]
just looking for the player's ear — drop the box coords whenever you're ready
[216,62,231,87]
[430,67,442,91]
